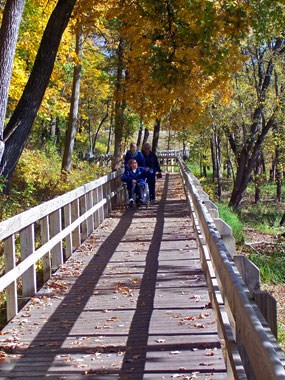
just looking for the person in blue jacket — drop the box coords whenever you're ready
[124,142,145,170]
[142,142,162,204]
[121,159,152,207]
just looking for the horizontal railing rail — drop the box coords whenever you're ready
[0,170,124,321]
[177,157,285,380]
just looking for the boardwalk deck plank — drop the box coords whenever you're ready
[0,174,227,379]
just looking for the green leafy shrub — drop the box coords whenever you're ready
[216,202,244,244]
[0,148,110,221]
[249,248,285,284]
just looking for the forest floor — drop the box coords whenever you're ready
[241,227,285,350]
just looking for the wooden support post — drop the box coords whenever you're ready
[98,185,104,223]
[40,216,51,283]
[80,195,88,240]
[93,188,100,228]
[50,209,63,270]
[63,204,73,259]
[254,290,278,339]
[86,191,94,233]
[71,199,81,248]
[20,224,36,298]
[4,235,18,321]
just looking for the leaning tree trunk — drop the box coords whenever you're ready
[0,0,26,164]
[91,111,109,153]
[142,127,149,146]
[229,116,275,209]
[152,118,160,154]
[62,28,83,172]
[136,116,143,149]
[112,38,126,171]
[0,0,77,184]
[254,150,262,204]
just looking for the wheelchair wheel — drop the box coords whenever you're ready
[144,183,150,209]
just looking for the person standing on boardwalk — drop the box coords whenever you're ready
[142,142,162,204]
[124,142,145,170]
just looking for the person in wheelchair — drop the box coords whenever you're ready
[121,158,152,207]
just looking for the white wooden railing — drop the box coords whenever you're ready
[0,170,123,321]
[177,157,285,380]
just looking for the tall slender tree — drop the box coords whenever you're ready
[62,27,83,172]
[0,0,26,164]
[0,0,77,186]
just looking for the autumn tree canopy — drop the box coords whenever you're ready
[0,0,284,206]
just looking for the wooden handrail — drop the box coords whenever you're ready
[0,169,124,321]
[177,157,285,380]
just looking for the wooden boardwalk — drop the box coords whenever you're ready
[0,174,227,379]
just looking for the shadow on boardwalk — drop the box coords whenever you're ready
[0,174,226,379]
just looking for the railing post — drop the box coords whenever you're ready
[71,199,81,248]
[40,216,51,282]
[98,185,104,223]
[80,195,88,240]
[63,204,73,259]
[20,224,36,297]
[86,191,94,233]
[4,235,18,321]
[50,209,63,270]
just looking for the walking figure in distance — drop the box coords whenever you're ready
[142,142,162,204]
[124,142,145,170]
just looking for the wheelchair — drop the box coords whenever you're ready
[124,181,150,209]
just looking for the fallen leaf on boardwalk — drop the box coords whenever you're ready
[48,342,61,347]
[155,339,166,343]
[107,317,118,322]
[197,313,210,319]
[0,351,7,362]
[206,351,215,356]
[204,302,212,309]
[84,369,97,374]
[184,316,195,321]
[194,323,205,328]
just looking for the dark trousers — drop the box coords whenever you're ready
[146,173,156,200]
[127,182,144,200]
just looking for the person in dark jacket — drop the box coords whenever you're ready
[124,142,145,170]
[142,143,162,203]
[121,159,152,207]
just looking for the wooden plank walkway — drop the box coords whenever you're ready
[0,174,227,379]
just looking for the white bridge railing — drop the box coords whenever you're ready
[0,170,123,321]
[177,157,285,380]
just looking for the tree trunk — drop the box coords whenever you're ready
[136,117,143,149]
[275,130,282,202]
[0,0,77,184]
[229,116,275,209]
[254,151,262,204]
[62,28,83,172]
[142,127,149,146]
[91,111,109,153]
[0,0,26,164]
[112,38,126,171]
[215,129,222,199]
[152,118,160,153]
[106,109,113,155]
[210,136,216,183]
